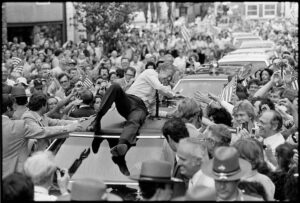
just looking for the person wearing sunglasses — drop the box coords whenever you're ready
[114,67,136,92]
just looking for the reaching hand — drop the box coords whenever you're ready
[279,98,296,112]
[271,71,282,85]
[208,92,220,102]
[56,168,70,195]
[194,91,210,104]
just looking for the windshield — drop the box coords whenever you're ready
[173,79,228,98]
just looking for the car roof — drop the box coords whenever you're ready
[219,53,270,61]
[239,40,275,49]
[234,35,262,40]
[232,32,255,37]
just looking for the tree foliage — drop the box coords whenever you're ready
[74,2,137,55]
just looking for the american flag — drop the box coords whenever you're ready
[220,75,238,103]
[11,57,23,67]
[13,65,24,73]
[291,79,298,91]
[82,77,94,88]
[181,24,192,50]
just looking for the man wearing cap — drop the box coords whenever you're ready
[11,86,29,120]
[130,160,183,201]
[202,146,263,201]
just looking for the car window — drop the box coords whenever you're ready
[173,79,228,98]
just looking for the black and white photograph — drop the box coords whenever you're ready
[2,2,299,201]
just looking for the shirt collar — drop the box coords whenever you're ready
[2,115,10,119]
[34,186,49,194]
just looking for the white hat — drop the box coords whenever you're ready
[16,77,28,86]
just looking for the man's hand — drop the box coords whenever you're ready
[67,122,83,132]
[71,99,83,106]
[194,91,210,104]
[271,71,283,86]
[56,168,70,195]
[279,98,296,112]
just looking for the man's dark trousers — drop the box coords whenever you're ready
[94,83,148,146]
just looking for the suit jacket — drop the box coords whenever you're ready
[172,157,188,198]
[2,115,63,179]
[69,105,96,118]
[114,78,132,92]
[21,111,76,151]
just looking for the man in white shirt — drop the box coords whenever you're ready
[258,110,285,170]
[90,63,179,174]
[176,137,214,194]
[258,110,285,152]
[173,48,187,73]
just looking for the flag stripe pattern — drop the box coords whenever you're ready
[11,57,22,67]
[14,65,24,73]
[181,25,192,50]
[221,75,237,102]
[83,77,93,88]
[291,79,298,90]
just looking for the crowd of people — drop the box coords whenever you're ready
[2,15,299,201]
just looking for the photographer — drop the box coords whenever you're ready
[24,151,70,201]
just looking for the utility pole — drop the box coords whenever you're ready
[2,3,7,44]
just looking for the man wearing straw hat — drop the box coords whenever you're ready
[202,146,263,201]
[130,160,183,201]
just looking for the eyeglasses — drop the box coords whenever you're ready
[125,73,135,77]
[60,80,69,84]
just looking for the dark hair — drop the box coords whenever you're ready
[275,143,295,172]
[125,67,136,76]
[236,83,249,100]
[3,172,34,201]
[270,110,283,132]
[238,180,267,201]
[28,93,47,111]
[15,96,28,106]
[207,107,232,127]
[247,79,260,90]
[57,72,70,82]
[2,94,15,114]
[139,181,170,199]
[108,72,117,81]
[54,49,63,57]
[116,68,125,78]
[259,98,275,112]
[233,138,265,170]
[80,90,94,105]
[45,47,53,54]
[145,61,157,70]
[260,68,274,81]
[162,118,189,143]
[99,67,109,76]
[284,166,299,201]
[207,124,232,147]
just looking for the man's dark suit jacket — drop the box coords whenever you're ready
[172,160,188,198]
[69,106,96,118]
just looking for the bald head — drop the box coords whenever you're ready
[178,137,208,160]
[258,110,283,138]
